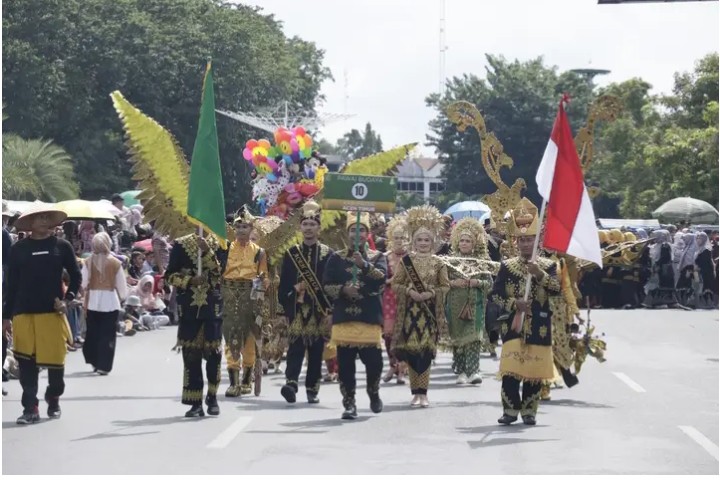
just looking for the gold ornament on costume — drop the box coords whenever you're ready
[386,213,408,248]
[234,205,256,225]
[446,101,526,237]
[508,198,540,237]
[450,217,488,258]
[405,205,444,243]
[575,95,623,199]
[345,211,371,232]
[300,200,322,224]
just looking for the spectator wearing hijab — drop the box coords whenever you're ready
[81,232,128,375]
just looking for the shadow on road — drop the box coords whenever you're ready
[58,395,179,402]
[540,398,614,409]
[234,399,334,411]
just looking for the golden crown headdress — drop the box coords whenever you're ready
[450,217,488,257]
[406,205,444,242]
[386,213,408,240]
[234,205,256,225]
[508,198,539,237]
[300,200,322,224]
[345,211,371,231]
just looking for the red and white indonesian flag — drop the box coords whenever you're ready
[536,99,602,267]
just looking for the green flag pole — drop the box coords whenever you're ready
[352,211,360,283]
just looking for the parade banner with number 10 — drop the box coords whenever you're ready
[321,173,397,213]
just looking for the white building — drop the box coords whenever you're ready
[396,157,445,200]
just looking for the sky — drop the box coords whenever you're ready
[242,0,719,155]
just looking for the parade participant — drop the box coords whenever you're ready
[435,215,454,256]
[382,214,408,384]
[490,198,560,426]
[322,212,387,420]
[445,217,493,385]
[3,206,80,424]
[391,206,450,408]
[81,232,127,375]
[165,232,224,417]
[541,251,581,400]
[221,206,268,397]
[278,201,334,404]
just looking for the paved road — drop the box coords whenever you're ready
[2,309,718,474]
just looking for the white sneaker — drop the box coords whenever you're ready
[469,373,483,385]
[456,373,469,384]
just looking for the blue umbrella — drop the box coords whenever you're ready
[444,201,491,220]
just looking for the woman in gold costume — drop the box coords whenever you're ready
[445,217,494,385]
[382,215,408,384]
[391,206,450,408]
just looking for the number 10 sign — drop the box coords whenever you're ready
[321,173,397,213]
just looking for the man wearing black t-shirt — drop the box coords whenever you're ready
[2,207,81,425]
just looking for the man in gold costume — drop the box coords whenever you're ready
[221,206,268,397]
[490,198,561,426]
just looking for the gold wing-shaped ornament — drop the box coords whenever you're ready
[111,91,196,241]
[574,95,623,198]
[446,101,525,247]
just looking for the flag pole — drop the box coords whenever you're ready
[197,226,203,276]
[518,199,547,330]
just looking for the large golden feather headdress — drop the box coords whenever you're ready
[405,205,444,244]
[450,217,489,258]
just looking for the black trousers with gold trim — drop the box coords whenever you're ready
[407,351,433,395]
[337,346,382,407]
[178,314,223,406]
[501,376,542,417]
[285,337,325,394]
[182,347,221,406]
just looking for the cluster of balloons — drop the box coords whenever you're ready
[243,126,328,218]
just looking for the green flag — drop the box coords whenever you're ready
[187,61,227,248]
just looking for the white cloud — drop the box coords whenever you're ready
[240,0,719,155]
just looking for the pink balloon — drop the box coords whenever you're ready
[243,148,253,161]
[290,138,299,152]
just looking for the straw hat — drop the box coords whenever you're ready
[14,205,67,232]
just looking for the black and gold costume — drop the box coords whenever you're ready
[322,237,387,419]
[490,198,561,424]
[165,234,224,415]
[391,253,449,395]
[278,241,333,401]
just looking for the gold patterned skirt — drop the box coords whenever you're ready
[499,339,554,382]
[330,322,382,349]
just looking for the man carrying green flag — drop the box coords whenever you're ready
[165,60,227,418]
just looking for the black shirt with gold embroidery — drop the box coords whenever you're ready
[322,247,387,326]
[278,242,333,342]
[165,234,223,321]
[489,256,561,346]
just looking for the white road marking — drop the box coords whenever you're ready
[206,416,253,449]
[612,372,646,393]
[678,426,720,461]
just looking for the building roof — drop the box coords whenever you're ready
[397,157,443,179]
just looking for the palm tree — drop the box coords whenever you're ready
[2,136,80,201]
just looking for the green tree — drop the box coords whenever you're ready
[335,122,384,160]
[2,0,331,207]
[591,53,719,218]
[2,136,80,201]
[426,54,595,205]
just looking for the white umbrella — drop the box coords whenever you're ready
[652,197,719,224]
